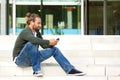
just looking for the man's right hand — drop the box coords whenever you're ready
[49,39,58,46]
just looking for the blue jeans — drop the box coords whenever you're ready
[15,42,74,73]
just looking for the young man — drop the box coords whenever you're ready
[13,13,86,77]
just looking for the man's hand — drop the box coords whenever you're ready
[49,39,59,46]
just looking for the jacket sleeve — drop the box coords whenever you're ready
[21,29,52,49]
[35,29,53,48]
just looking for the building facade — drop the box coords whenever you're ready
[0,0,120,35]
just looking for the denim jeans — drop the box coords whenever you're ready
[15,42,74,73]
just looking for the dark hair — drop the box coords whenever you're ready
[25,12,40,25]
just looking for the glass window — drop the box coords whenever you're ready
[107,1,120,35]
[15,5,81,35]
[15,5,41,34]
[89,1,103,35]
[8,4,12,35]
[13,0,81,35]
[43,5,81,35]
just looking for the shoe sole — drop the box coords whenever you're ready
[68,72,86,76]
[34,74,43,77]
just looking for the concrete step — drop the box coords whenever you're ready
[1,50,120,66]
[1,52,120,66]
[1,63,120,80]
[1,35,120,80]
[0,76,108,80]
[1,35,120,51]
[0,76,120,80]
[1,61,120,76]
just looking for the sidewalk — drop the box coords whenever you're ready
[0,35,120,80]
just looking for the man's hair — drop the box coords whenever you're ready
[25,12,40,25]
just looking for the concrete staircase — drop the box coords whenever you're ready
[0,35,120,80]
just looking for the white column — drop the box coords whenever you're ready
[67,8,72,28]
[12,0,16,35]
[1,0,6,35]
[81,0,84,35]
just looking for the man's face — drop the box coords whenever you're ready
[34,17,41,30]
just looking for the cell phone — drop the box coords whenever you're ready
[56,38,60,40]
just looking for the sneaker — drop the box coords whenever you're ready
[68,69,86,76]
[33,71,43,77]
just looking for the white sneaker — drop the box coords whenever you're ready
[33,71,43,77]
